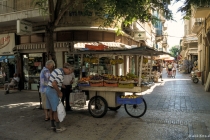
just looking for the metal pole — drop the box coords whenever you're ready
[138,55,143,87]
[80,54,83,79]
[149,54,153,81]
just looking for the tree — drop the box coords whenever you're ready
[175,0,209,19]
[33,0,173,64]
[169,45,180,57]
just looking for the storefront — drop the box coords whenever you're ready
[15,30,139,90]
[0,33,16,82]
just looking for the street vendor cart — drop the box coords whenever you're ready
[68,46,170,118]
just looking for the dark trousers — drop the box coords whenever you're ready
[61,85,72,110]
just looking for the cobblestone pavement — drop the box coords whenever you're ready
[0,69,210,140]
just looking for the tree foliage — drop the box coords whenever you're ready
[175,0,210,19]
[169,45,180,57]
[85,0,173,31]
[31,0,173,63]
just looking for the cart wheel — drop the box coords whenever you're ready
[193,78,199,84]
[108,105,122,111]
[88,96,108,118]
[124,98,147,118]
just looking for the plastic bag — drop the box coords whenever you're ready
[57,98,66,122]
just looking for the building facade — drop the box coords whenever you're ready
[187,3,210,86]
[0,0,170,90]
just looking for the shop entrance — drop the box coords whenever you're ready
[22,53,43,90]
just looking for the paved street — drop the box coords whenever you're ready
[0,69,210,140]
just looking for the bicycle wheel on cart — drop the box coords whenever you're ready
[124,98,147,118]
[88,96,108,118]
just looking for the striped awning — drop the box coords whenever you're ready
[74,42,125,49]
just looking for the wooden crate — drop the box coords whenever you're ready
[103,81,118,87]
[118,83,134,88]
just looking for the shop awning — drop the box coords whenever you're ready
[74,42,126,49]
[0,55,15,61]
[0,56,7,61]
[68,46,171,56]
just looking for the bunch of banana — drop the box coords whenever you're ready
[110,59,117,65]
[143,57,148,64]
[117,58,124,64]
[110,58,124,65]
[89,57,99,64]
[84,57,90,63]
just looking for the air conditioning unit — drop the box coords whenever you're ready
[134,31,146,40]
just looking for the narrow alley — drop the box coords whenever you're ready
[0,69,210,140]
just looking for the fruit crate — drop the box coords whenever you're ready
[118,83,134,88]
[117,97,143,104]
[103,81,118,87]
[89,80,104,87]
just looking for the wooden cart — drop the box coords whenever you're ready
[69,46,170,118]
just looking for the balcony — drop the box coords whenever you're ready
[162,40,167,47]
[0,0,35,14]
[0,0,47,27]
[192,18,203,33]
[193,3,210,18]
[155,28,163,42]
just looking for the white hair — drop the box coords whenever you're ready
[45,60,55,67]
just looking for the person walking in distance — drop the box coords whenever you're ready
[46,63,72,132]
[61,67,75,111]
[172,61,178,78]
[39,60,55,121]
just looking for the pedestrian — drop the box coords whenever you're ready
[39,60,55,121]
[172,61,177,78]
[167,62,173,77]
[46,63,72,132]
[0,67,6,84]
[4,73,20,94]
[157,61,163,81]
[61,66,75,111]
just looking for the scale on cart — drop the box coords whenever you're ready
[68,46,170,118]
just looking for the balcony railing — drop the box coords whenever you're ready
[192,18,203,33]
[0,0,36,14]
[193,2,210,18]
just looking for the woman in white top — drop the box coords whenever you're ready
[172,62,177,78]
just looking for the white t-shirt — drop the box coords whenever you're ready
[63,73,75,85]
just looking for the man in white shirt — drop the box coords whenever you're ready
[61,68,75,111]
[4,73,20,94]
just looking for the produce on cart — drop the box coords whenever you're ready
[68,46,170,118]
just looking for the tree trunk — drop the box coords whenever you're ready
[45,22,57,66]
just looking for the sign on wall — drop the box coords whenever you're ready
[17,20,32,35]
[0,33,15,55]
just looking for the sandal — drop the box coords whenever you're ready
[45,118,50,121]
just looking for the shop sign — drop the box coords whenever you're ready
[134,31,146,40]
[0,35,10,49]
[0,33,15,55]
[17,20,32,35]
